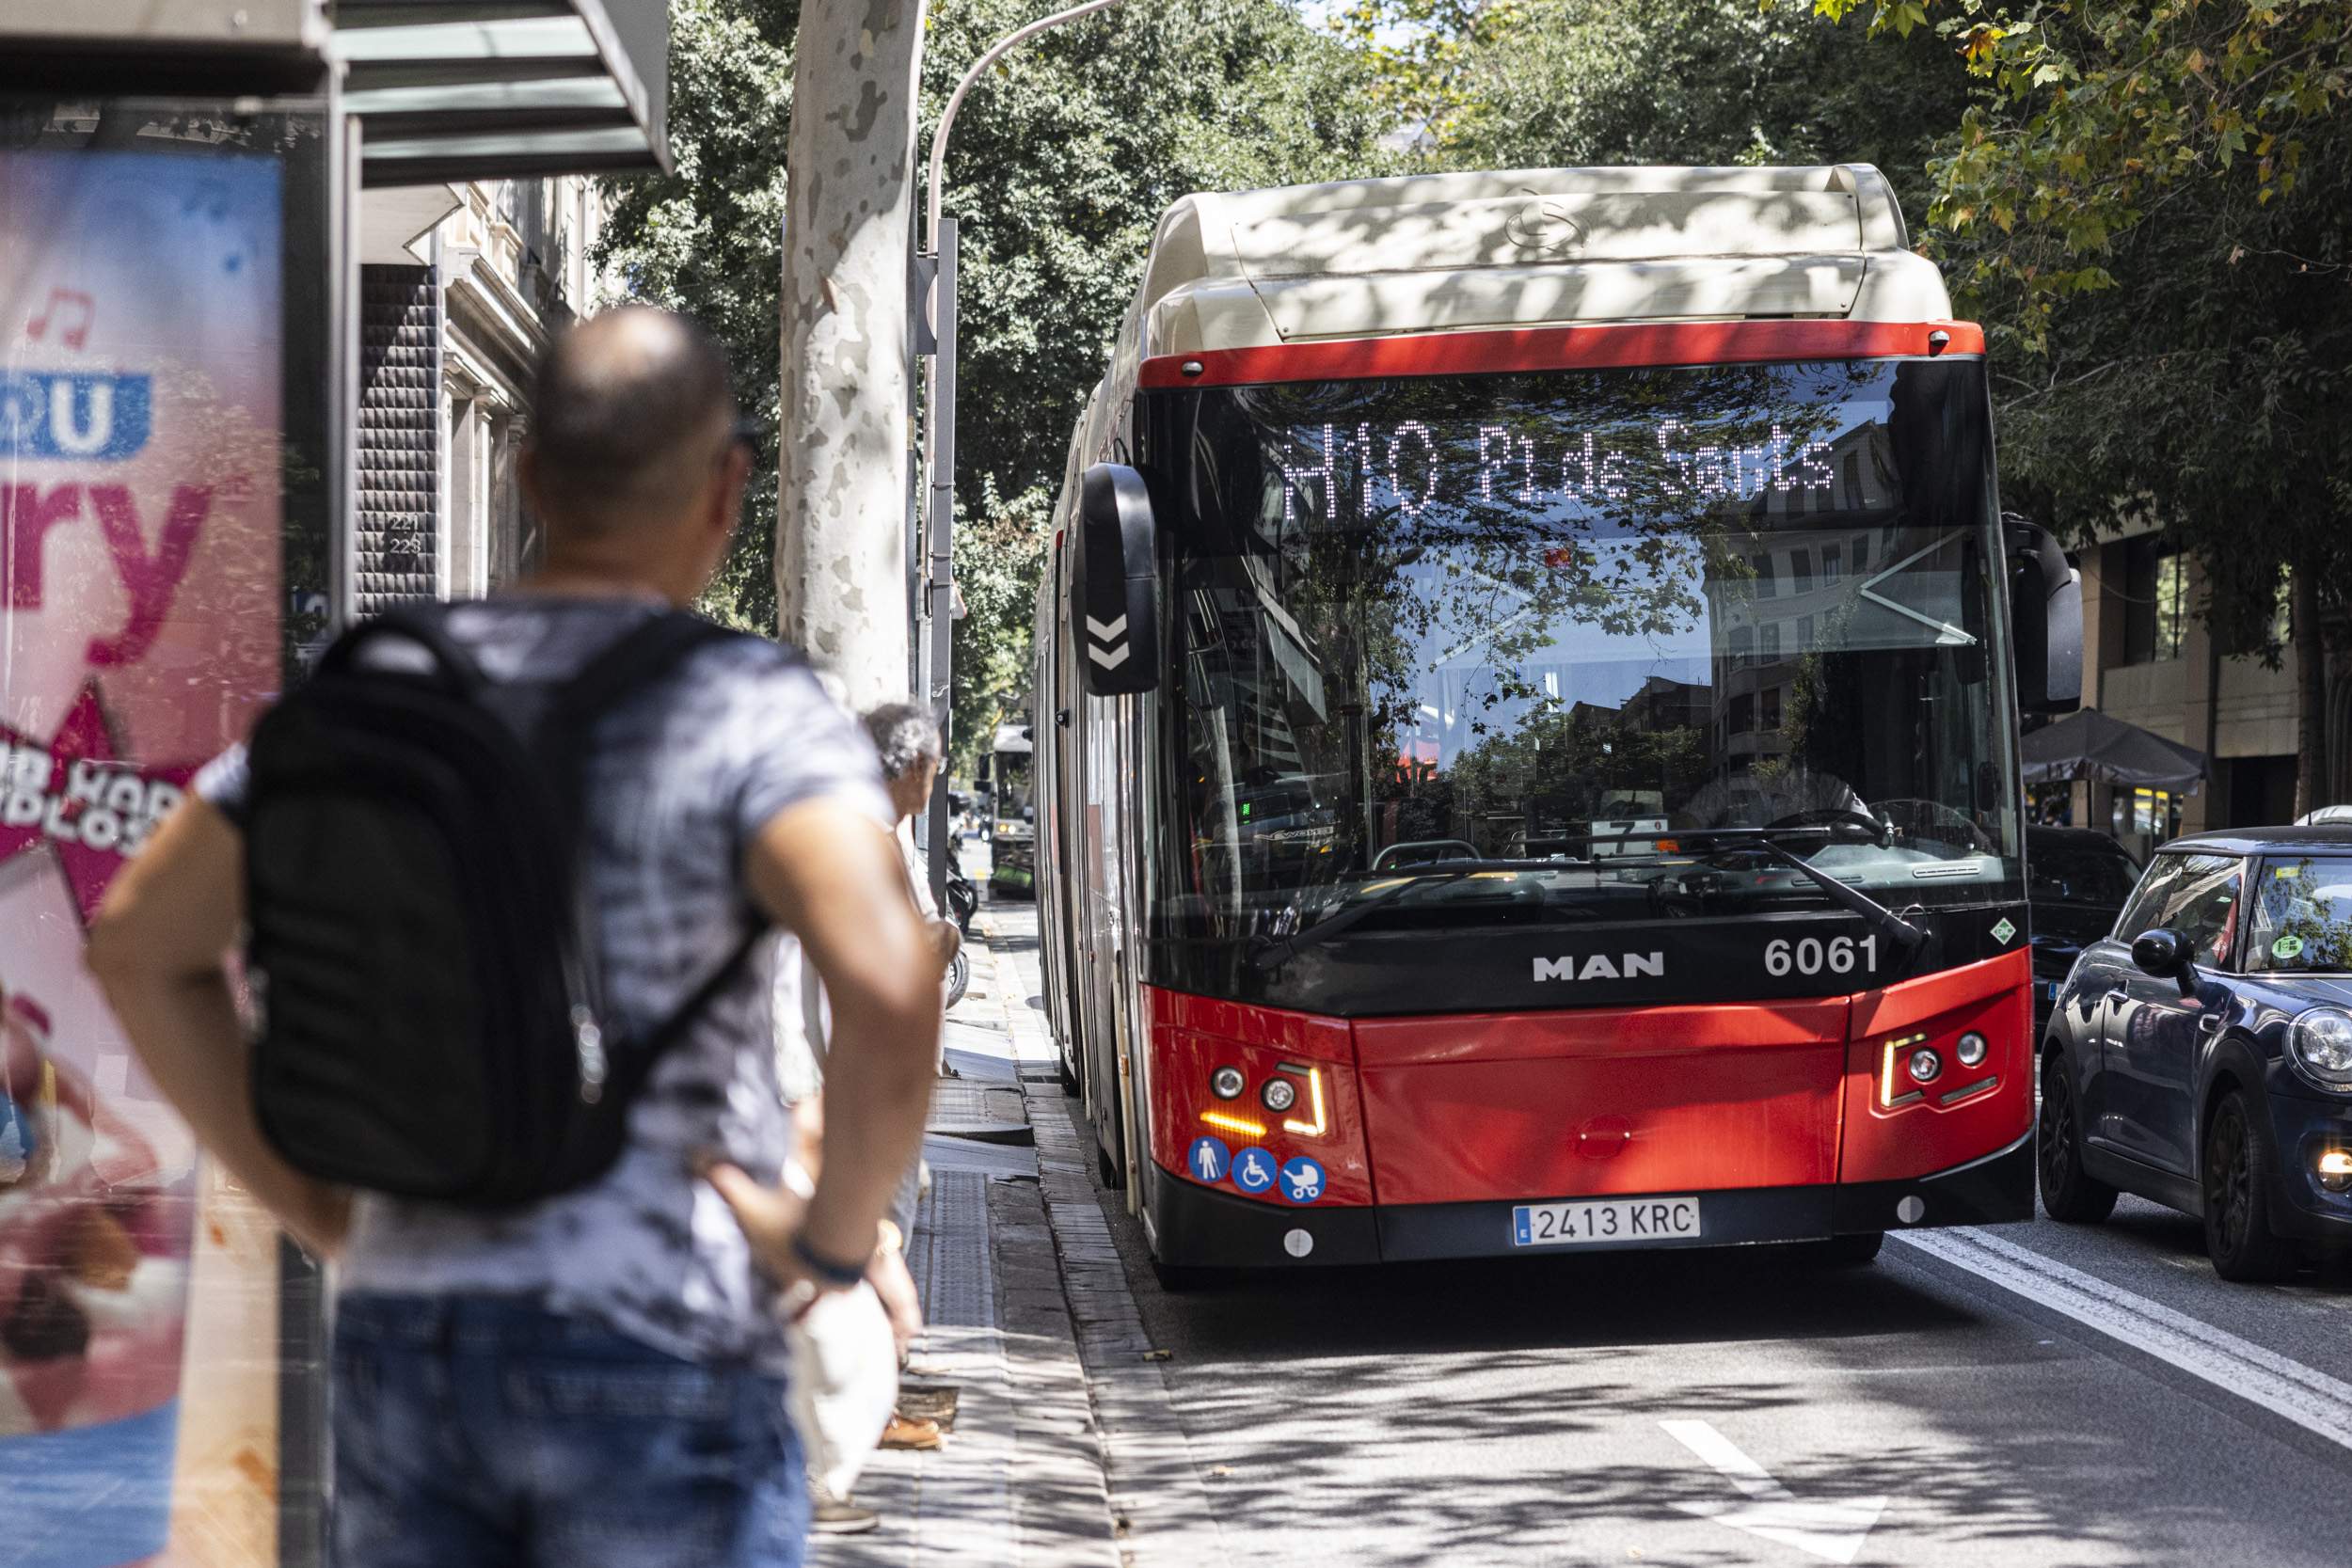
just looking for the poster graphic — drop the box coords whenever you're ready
[2,149,286,1567]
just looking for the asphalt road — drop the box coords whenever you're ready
[975,890,2352,1568]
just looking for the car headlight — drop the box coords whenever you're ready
[2290,1007,2352,1090]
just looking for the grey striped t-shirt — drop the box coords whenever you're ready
[198,596,892,1371]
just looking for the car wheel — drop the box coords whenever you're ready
[2202,1089,2298,1282]
[944,948,969,1010]
[2039,1053,2119,1224]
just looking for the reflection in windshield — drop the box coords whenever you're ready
[1153,357,2020,941]
[2249,857,2352,972]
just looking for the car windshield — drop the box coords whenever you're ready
[2249,854,2352,973]
[1150,356,2020,942]
[2030,840,2140,907]
[994,750,1033,818]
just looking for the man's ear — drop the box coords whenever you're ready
[709,443,752,543]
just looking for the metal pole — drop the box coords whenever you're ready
[926,0,1124,253]
[922,216,957,903]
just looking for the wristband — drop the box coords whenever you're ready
[791,1229,870,1289]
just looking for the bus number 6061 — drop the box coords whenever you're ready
[1764,935,1878,977]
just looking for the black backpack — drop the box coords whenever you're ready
[242,604,764,1207]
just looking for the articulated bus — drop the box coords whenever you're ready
[1028,166,2082,1282]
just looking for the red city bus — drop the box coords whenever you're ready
[1028,166,2081,1281]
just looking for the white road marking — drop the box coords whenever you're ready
[1661,1418,1888,1564]
[1894,1227,2352,1450]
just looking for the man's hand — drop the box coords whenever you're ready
[703,1159,814,1294]
[85,798,351,1259]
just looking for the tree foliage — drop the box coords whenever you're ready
[601,0,1393,768]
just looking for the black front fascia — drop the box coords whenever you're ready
[1149,1129,2034,1268]
[1143,901,2028,1015]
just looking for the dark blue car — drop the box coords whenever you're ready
[2039,825,2352,1280]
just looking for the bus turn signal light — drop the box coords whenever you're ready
[1199,1109,1265,1138]
[1278,1063,1328,1137]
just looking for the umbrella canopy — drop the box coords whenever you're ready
[2021,709,2209,792]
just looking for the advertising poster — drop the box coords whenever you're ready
[2,148,289,1566]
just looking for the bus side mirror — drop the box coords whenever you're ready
[2007,515,2082,715]
[1074,462,1160,696]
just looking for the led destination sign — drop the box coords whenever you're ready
[1277,416,1852,525]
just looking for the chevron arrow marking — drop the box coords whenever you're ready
[1085,612,1127,640]
[1661,1420,1886,1563]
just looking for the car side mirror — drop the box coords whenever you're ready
[2130,928,2199,998]
[2007,515,2082,715]
[1073,463,1160,696]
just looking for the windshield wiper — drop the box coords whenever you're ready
[1667,826,1933,971]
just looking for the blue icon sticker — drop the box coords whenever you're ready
[1232,1146,1278,1194]
[1185,1136,1232,1185]
[1279,1156,1326,1205]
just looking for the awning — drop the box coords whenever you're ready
[2021,709,2210,792]
[336,0,671,188]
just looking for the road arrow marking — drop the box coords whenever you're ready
[1661,1419,1886,1564]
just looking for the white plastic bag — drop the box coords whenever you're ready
[786,1279,899,1498]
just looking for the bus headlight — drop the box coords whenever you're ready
[1211,1067,1245,1101]
[1955,1032,1989,1069]
[1261,1077,1297,1114]
[1908,1048,1943,1085]
[2291,1008,2352,1090]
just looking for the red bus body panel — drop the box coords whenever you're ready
[1353,1000,1851,1204]
[1144,949,2032,1212]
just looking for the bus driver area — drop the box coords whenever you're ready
[1140,947,2032,1269]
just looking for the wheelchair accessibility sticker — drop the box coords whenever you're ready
[1232,1146,1278,1194]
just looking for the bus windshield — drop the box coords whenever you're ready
[1152,356,2021,941]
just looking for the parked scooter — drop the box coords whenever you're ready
[943,837,977,1008]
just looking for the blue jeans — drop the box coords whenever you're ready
[330,1295,806,1568]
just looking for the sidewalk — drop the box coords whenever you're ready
[813,910,1120,1568]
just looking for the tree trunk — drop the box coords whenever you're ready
[774,0,927,711]
[2294,563,2326,819]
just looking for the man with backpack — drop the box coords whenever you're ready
[85,306,941,1568]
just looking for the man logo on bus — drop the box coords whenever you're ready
[1532,952,1665,983]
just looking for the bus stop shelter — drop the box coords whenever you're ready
[1,7,669,1565]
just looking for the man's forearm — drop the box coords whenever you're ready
[99,966,349,1258]
[799,988,937,1265]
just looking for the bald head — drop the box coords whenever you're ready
[527,306,739,539]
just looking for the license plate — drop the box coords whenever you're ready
[1511,1196,1702,1247]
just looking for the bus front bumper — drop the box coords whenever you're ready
[1145,1129,2033,1269]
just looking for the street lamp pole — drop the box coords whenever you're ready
[916,0,1125,901]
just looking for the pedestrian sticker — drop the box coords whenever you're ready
[2274,933,2307,961]
[1187,1136,1232,1185]
[1990,917,2017,944]
[1232,1146,1278,1194]
[1279,1156,1326,1205]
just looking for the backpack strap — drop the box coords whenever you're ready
[547,610,743,733]
[542,610,773,1068]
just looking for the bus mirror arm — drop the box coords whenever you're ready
[1075,463,1162,697]
[2005,514,2083,716]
